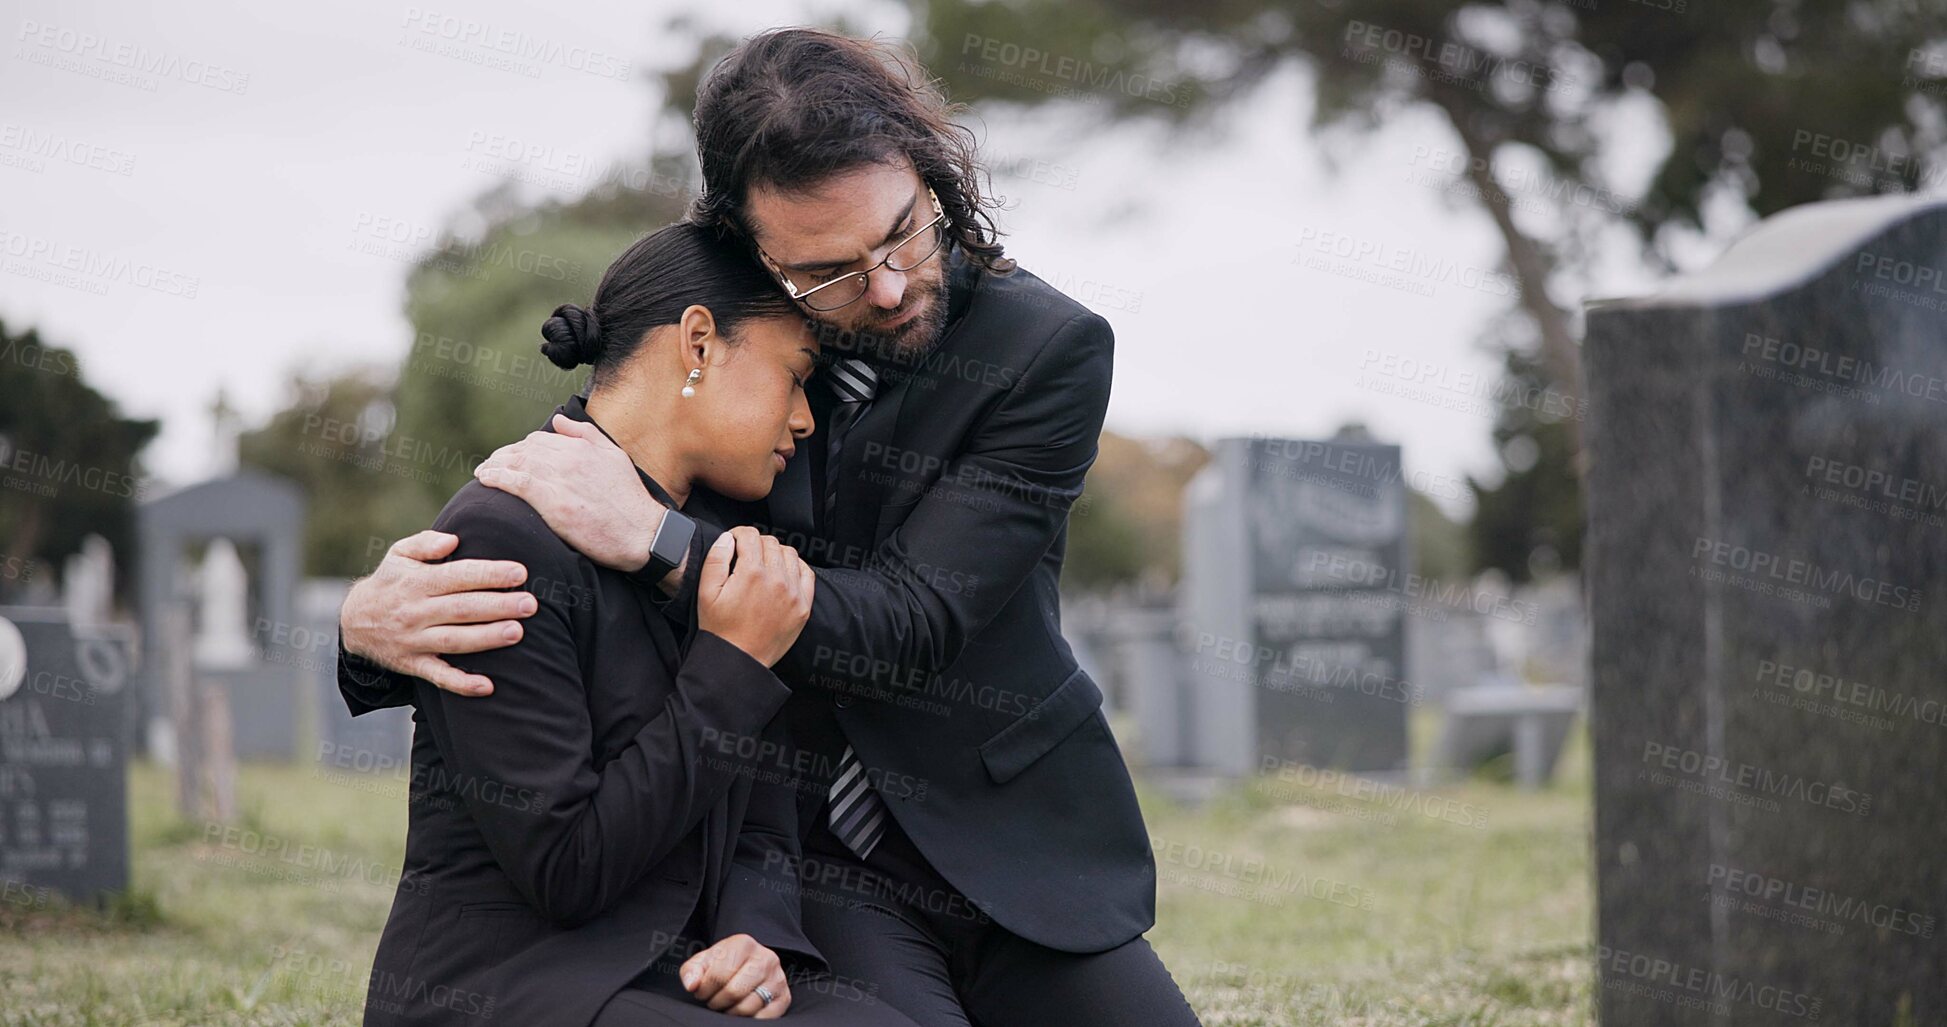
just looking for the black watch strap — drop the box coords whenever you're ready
[643,507,696,583]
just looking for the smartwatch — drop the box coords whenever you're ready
[642,507,697,583]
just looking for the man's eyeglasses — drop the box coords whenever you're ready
[759,188,946,312]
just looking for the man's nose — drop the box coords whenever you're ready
[864,265,907,310]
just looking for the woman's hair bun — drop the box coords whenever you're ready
[540,303,603,369]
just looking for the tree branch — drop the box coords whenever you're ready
[1427,87,1587,463]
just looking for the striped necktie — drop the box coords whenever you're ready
[827,744,890,859]
[823,358,878,523]
[823,357,891,860]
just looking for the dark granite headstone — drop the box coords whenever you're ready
[1181,436,1412,775]
[1586,196,1947,1025]
[0,607,132,902]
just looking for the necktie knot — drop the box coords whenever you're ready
[829,358,878,403]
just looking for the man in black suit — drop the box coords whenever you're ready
[339,28,1201,1027]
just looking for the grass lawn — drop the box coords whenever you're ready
[0,732,1594,1026]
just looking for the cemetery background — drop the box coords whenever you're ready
[7,2,1947,1025]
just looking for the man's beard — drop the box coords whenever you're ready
[875,277,948,354]
[814,273,950,365]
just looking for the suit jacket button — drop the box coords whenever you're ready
[834,696,853,709]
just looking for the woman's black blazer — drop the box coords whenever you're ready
[362,408,818,1026]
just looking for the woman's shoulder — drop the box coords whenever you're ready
[429,480,587,575]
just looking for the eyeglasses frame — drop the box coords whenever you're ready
[756,187,948,312]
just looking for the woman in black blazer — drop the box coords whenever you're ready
[362,224,917,1026]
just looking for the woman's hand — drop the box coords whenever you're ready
[698,527,816,666]
[680,933,791,1019]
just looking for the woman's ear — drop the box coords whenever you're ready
[679,304,722,368]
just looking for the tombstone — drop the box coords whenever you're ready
[0,607,135,902]
[136,471,303,760]
[1101,605,1189,767]
[1518,577,1589,691]
[1585,195,1947,1025]
[1066,627,1111,713]
[299,579,410,777]
[1180,435,1412,776]
[1491,575,1590,692]
[1056,594,1116,707]
[61,535,115,629]
[193,538,256,671]
[1406,607,1497,704]
[1435,680,1580,789]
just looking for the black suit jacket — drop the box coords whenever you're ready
[344,256,1154,955]
[361,405,819,1027]
[766,259,1154,954]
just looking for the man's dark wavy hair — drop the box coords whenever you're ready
[689,28,1013,274]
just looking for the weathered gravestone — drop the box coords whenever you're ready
[137,471,303,760]
[0,607,134,902]
[1101,605,1189,767]
[1181,435,1413,776]
[1406,606,1496,704]
[1586,195,1947,1025]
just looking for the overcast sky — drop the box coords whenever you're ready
[6,0,1700,516]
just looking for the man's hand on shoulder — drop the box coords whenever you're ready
[340,530,536,697]
[474,414,666,573]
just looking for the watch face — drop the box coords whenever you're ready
[649,511,697,574]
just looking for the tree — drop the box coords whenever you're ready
[0,320,157,598]
[917,0,1947,408]
[237,370,425,577]
[388,180,694,512]
[1466,341,1582,583]
[241,178,695,574]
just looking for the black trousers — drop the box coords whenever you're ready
[591,947,920,1026]
[796,813,1204,1027]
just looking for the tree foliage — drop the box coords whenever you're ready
[866,1,1947,581]
[240,179,696,575]
[236,370,425,578]
[0,319,158,599]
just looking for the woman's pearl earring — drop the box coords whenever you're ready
[680,368,701,398]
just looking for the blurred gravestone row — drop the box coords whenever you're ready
[0,444,413,906]
[1067,432,1591,794]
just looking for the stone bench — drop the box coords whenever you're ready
[1435,681,1582,789]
